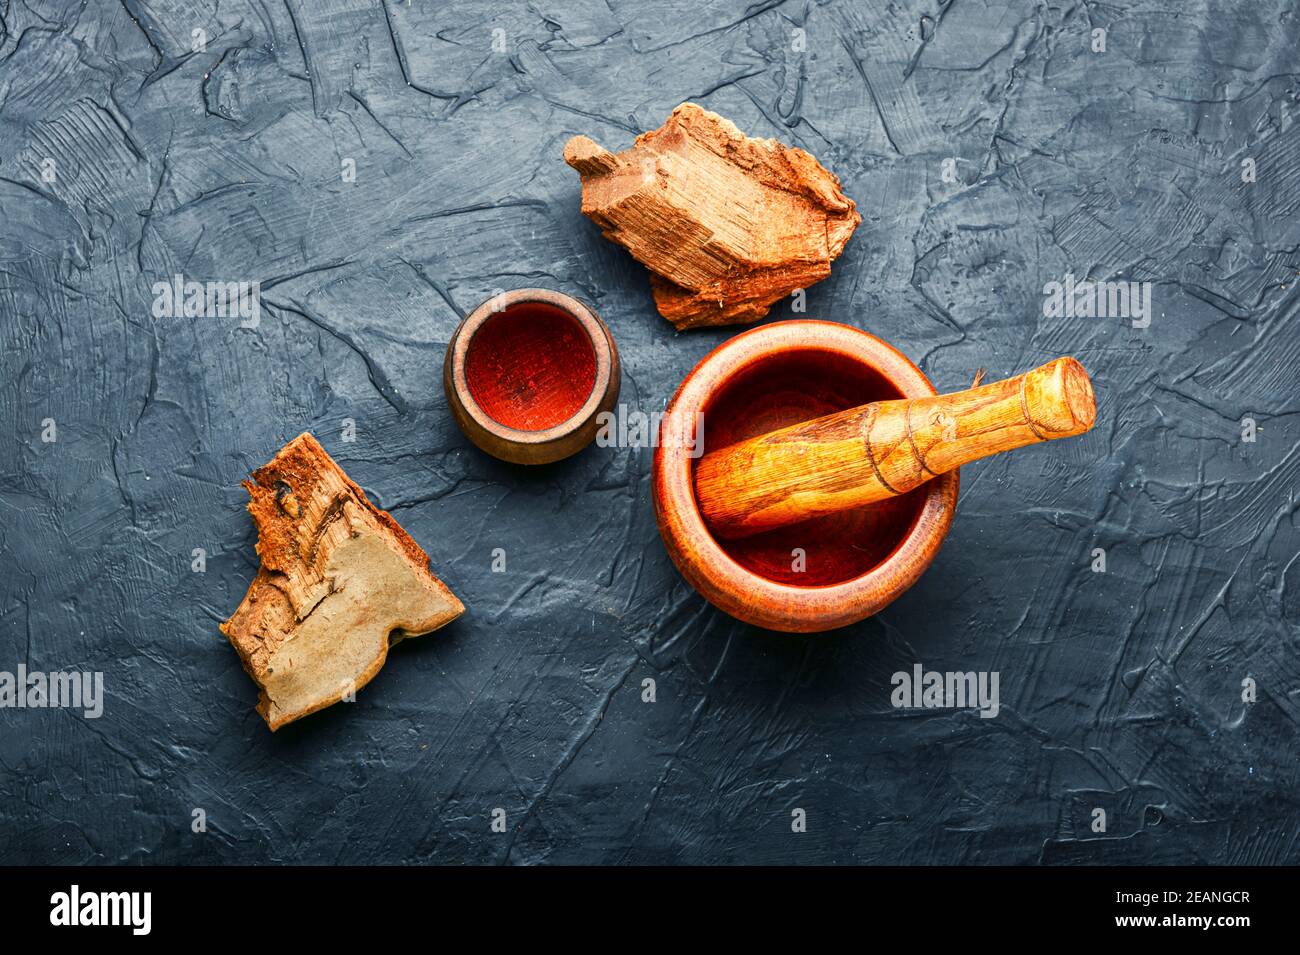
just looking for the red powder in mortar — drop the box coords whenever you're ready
[464,302,597,431]
[693,350,925,587]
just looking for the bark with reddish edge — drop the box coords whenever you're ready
[220,433,463,730]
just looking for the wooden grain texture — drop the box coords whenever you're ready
[564,103,861,330]
[220,433,464,730]
[695,357,1095,538]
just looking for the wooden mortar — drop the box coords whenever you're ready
[653,321,958,632]
[652,321,1094,633]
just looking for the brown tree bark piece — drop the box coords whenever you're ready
[220,433,464,730]
[564,103,861,330]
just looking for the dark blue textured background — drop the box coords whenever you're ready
[1,0,1297,864]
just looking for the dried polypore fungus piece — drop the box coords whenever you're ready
[221,433,463,730]
[564,103,861,330]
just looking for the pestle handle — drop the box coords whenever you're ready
[695,357,1095,539]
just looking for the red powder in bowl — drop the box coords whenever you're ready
[464,302,598,431]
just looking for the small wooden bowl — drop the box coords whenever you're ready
[444,289,620,464]
[652,320,959,633]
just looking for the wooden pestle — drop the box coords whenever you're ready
[694,357,1095,539]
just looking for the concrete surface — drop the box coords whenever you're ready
[1,0,1298,864]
